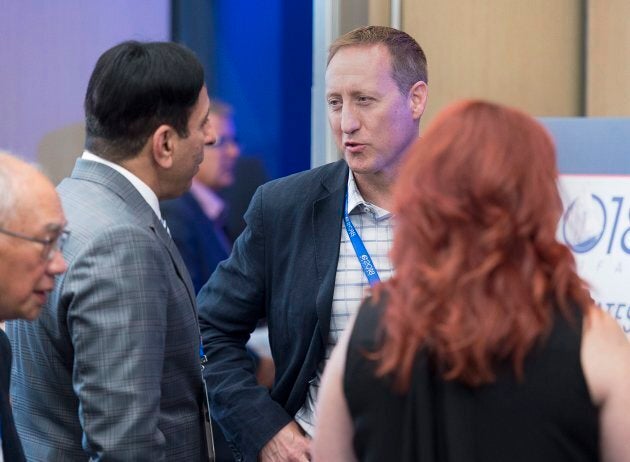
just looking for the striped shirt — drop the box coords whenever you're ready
[295,172,394,436]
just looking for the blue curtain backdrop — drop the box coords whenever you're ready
[172,0,312,179]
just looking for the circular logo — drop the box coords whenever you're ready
[562,194,607,253]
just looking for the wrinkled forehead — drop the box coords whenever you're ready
[325,45,397,94]
[13,180,65,231]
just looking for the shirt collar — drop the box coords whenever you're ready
[189,180,226,221]
[347,172,392,220]
[81,151,163,220]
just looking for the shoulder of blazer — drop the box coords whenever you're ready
[62,159,156,224]
[160,192,201,221]
[260,160,348,200]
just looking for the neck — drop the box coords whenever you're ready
[352,171,395,210]
[118,151,160,196]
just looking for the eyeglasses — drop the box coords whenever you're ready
[0,227,70,261]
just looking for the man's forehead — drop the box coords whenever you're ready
[326,45,393,84]
[16,184,64,228]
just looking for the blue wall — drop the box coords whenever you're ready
[173,0,313,179]
[540,118,630,174]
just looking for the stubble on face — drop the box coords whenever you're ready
[166,87,212,198]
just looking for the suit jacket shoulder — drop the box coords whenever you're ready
[258,159,348,213]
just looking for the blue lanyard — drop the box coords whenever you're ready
[344,191,381,287]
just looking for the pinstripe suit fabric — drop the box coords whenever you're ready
[7,159,208,461]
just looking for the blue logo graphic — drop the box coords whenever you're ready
[562,194,607,253]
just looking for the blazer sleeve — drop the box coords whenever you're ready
[62,224,171,461]
[197,186,292,461]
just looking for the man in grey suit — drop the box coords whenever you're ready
[7,41,216,461]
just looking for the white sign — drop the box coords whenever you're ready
[558,174,630,333]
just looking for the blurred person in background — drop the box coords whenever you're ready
[313,100,630,462]
[0,152,68,462]
[161,99,240,293]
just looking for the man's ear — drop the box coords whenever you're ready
[409,81,428,120]
[152,125,175,169]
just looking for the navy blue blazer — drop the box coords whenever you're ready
[161,192,230,294]
[197,159,349,461]
[0,329,26,462]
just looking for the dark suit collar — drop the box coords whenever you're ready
[313,160,349,346]
[178,191,206,217]
[318,159,349,197]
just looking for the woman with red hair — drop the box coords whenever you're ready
[313,100,630,462]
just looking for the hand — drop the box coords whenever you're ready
[259,421,311,462]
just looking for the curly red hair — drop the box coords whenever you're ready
[375,100,591,389]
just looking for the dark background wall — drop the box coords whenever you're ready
[173,0,313,179]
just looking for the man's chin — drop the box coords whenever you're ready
[22,302,44,321]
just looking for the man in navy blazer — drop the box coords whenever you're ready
[0,152,68,462]
[197,26,429,461]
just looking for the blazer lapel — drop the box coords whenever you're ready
[70,159,197,309]
[150,216,197,308]
[313,160,348,345]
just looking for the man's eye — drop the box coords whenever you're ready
[327,99,341,110]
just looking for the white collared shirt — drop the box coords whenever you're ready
[295,172,395,436]
[81,151,163,220]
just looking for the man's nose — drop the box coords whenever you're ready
[47,248,67,275]
[340,105,360,134]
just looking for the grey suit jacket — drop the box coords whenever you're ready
[7,159,209,461]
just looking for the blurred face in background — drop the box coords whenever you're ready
[195,112,240,191]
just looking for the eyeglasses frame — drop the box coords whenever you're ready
[0,227,70,261]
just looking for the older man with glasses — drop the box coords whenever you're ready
[0,151,68,462]
[0,229,69,262]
